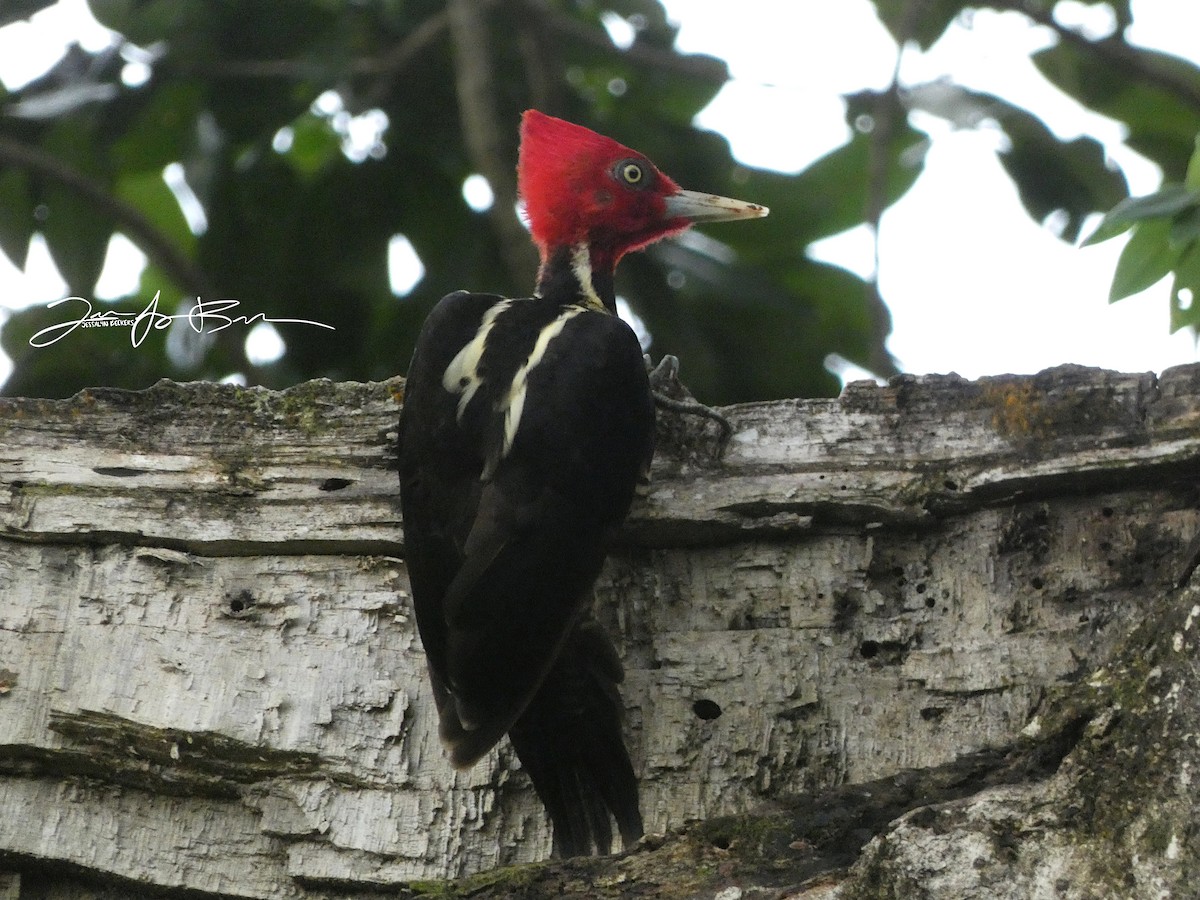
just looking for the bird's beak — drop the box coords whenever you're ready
[663,189,769,223]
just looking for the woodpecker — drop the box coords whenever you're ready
[397,110,767,856]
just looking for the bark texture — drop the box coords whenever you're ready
[2,364,1200,898]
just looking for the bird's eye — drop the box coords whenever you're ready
[615,159,649,188]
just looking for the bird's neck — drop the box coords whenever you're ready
[535,243,616,314]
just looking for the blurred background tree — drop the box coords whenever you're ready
[0,0,1196,402]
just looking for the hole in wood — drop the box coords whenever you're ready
[320,477,355,491]
[227,590,256,615]
[692,699,722,720]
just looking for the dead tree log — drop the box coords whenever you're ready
[2,364,1199,898]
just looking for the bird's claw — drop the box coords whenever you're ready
[644,354,732,455]
[645,353,680,393]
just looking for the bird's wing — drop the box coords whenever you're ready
[399,290,503,720]
[399,293,653,771]
[433,469,608,766]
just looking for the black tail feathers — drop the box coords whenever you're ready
[507,618,643,857]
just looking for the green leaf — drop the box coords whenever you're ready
[1186,134,1200,192]
[35,120,116,295]
[997,131,1128,242]
[114,169,196,264]
[1083,184,1200,245]
[1034,42,1200,181]
[40,180,114,295]
[112,82,205,175]
[282,113,341,179]
[905,82,1129,242]
[1109,217,1180,303]
[0,168,35,270]
[88,0,203,48]
[1169,241,1200,333]
[1169,206,1200,249]
[86,0,133,32]
[869,0,967,50]
[733,106,928,253]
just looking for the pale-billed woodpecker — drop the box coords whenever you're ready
[397,110,767,856]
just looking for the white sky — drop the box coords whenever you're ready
[1,0,1199,388]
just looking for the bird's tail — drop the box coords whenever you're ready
[507,617,643,857]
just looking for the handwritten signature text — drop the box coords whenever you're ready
[29,292,335,348]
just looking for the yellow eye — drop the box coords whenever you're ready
[621,162,644,185]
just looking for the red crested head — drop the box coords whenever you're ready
[517,110,767,274]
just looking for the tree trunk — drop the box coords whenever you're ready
[2,364,1199,898]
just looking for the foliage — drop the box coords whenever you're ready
[0,0,1198,400]
[1083,137,1200,332]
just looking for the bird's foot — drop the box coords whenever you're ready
[645,354,733,455]
[646,353,680,393]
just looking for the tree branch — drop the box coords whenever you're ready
[0,134,211,298]
[173,11,457,116]
[175,14,451,82]
[515,8,562,116]
[4,367,1199,896]
[359,9,454,108]
[446,0,539,288]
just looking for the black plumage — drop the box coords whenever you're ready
[398,288,652,855]
[396,109,765,856]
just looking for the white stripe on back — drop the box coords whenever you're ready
[441,299,514,421]
[501,306,587,457]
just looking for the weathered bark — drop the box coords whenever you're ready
[2,364,1199,898]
